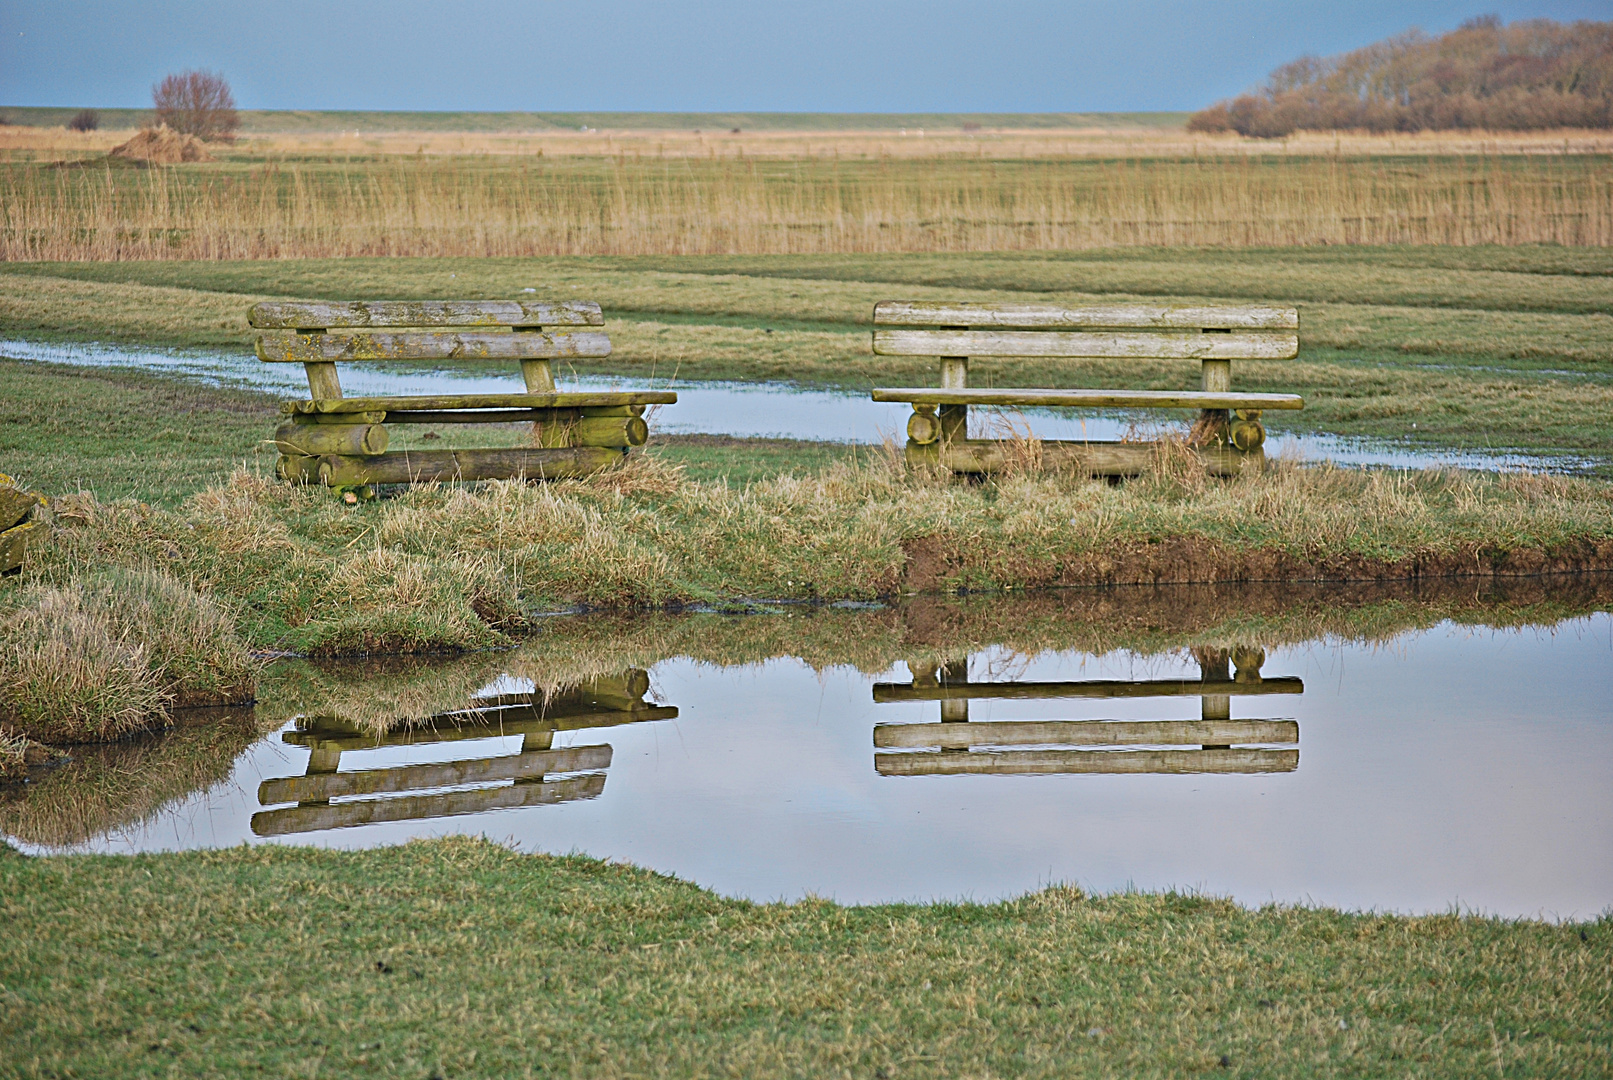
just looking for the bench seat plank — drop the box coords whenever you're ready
[250,773,606,836]
[258,745,613,805]
[874,329,1299,360]
[871,387,1304,410]
[872,676,1303,701]
[257,330,612,363]
[874,719,1297,750]
[874,301,1298,330]
[875,748,1298,776]
[286,391,677,414]
[249,300,604,329]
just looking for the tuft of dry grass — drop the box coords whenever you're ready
[16,459,1613,662]
[0,567,259,743]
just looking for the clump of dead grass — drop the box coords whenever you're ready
[0,567,258,743]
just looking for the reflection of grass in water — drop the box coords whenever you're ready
[0,708,262,848]
[251,575,1613,736]
[254,654,513,734]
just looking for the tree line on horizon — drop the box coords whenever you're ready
[1190,16,1613,137]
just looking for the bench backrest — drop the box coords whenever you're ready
[248,300,612,399]
[872,302,1298,362]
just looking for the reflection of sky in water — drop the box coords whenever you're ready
[18,613,1612,920]
[4,338,1599,474]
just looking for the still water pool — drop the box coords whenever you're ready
[6,582,1609,918]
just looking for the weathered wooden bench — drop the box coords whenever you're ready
[248,300,677,490]
[0,474,44,576]
[870,302,1303,475]
[254,670,675,836]
[872,648,1301,776]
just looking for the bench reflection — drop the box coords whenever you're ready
[873,648,1301,776]
[252,671,675,836]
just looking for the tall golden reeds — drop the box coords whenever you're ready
[3,151,1610,260]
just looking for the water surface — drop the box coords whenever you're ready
[7,583,1609,918]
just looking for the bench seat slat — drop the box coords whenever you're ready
[257,330,612,363]
[874,301,1298,330]
[287,391,677,414]
[874,719,1298,749]
[871,388,1304,410]
[875,748,1298,776]
[249,300,604,329]
[258,745,613,805]
[873,329,1298,360]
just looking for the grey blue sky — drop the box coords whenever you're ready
[3,1,1608,113]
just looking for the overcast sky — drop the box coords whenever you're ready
[2,1,1606,113]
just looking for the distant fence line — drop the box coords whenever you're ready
[4,155,1609,259]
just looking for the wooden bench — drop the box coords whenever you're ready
[0,474,44,576]
[254,670,675,836]
[248,300,677,490]
[872,648,1301,776]
[870,302,1303,475]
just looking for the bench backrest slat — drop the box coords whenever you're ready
[873,329,1298,361]
[249,300,604,329]
[874,301,1296,331]
[257,329,612,363]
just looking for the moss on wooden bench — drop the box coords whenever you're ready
[248,300,676,491]
[870,302,1303,476]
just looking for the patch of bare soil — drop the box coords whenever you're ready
[901,535,1613,592]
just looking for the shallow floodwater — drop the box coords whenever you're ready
[7,586,1610,918]
[4,337,1598,473]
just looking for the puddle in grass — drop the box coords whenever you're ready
[3,338,1600,474]
[5,579,1611,918]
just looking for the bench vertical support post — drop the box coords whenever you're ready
[304,362,343,400]
[939,346,969,444]
[939,658,969,723]
[521,359,557,393]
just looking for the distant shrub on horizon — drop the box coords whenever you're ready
[152,69,240,142]
[1190,16,1613,136]
[67,109,99,132]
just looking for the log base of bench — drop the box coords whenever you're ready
[906,438,1264,477]
[0,519,41,575]
[276,446,628,487]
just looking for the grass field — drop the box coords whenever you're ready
[2,837,1608,1079]
[4,247,1611,472]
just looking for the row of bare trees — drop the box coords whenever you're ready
[1192,16,1613,136]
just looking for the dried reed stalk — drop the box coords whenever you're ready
[4,152,1609,260]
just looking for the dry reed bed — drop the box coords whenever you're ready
[6,124,1613,160]
[4,153,1610,260]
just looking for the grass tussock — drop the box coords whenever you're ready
[0,567,258,743]
[16,458,1613,658]
[4,152,1611,261]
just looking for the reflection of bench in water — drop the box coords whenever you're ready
[253,672,675,836]
[873,648,1301,776]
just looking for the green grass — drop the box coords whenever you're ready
[10,442,1610,658]
[0,360,858,504]
[4,248,1610,471]
[1,837,1607,1078]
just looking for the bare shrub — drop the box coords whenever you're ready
[1192,17,1613,135]
[152,70,239,141]
[66,109,99,133]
